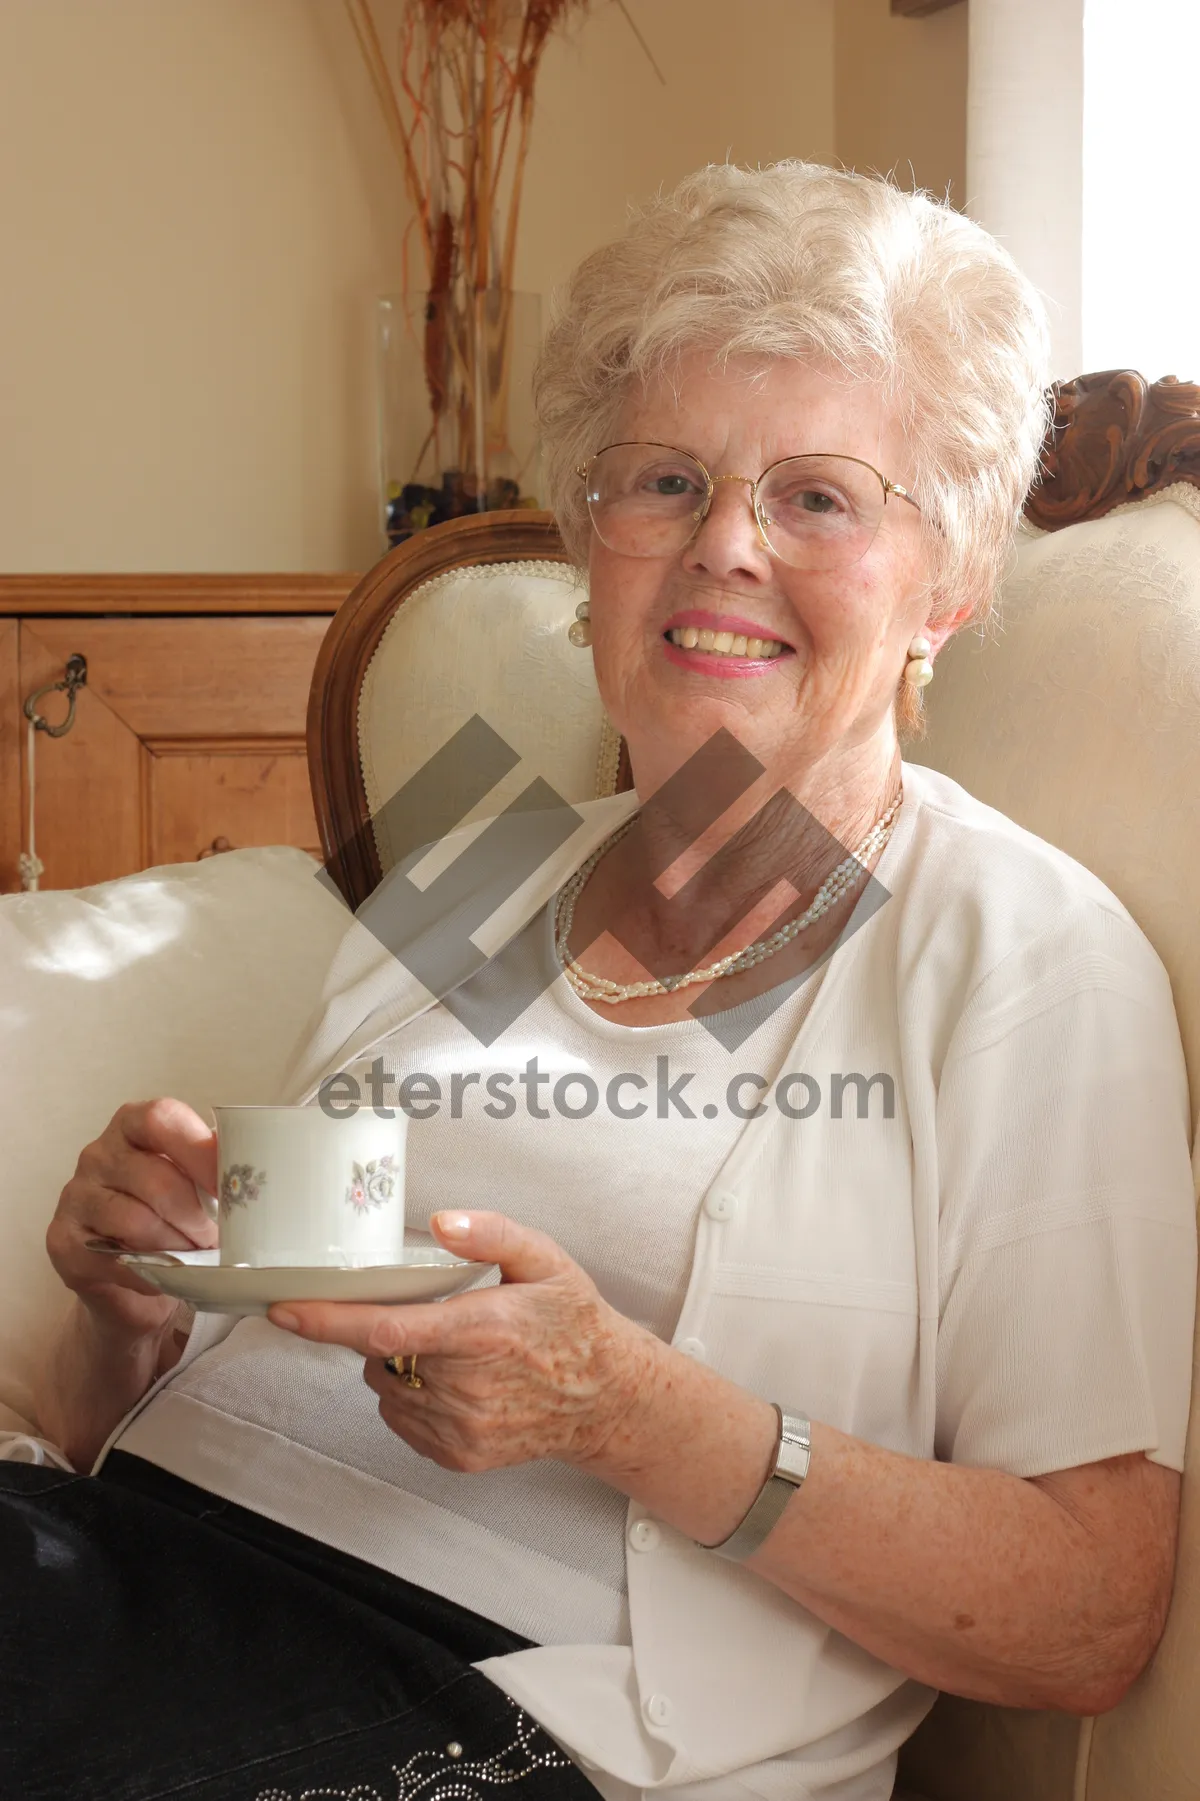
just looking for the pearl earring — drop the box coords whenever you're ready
[904,634,933,689]
[567,599,592,648]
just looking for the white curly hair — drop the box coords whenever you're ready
[535,161,1051,649]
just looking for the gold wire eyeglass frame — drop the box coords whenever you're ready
[575,442,921,564]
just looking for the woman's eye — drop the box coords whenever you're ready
[644,472,700,497]
[784,486,842,515]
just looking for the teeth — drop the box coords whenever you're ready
[667,627,787,658]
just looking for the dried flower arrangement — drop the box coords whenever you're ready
[346,0,660,543]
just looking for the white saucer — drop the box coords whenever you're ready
[117,1247,494,1316]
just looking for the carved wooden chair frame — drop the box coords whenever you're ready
[308,511,580,908]
[309,371,1200,909]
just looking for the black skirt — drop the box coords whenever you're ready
[0,1450,598,1801]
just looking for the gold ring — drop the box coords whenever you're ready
[384,1353,424,1390]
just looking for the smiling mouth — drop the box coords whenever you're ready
[664,625,789,660]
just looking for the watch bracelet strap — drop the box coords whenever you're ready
[708,1405,812,1563]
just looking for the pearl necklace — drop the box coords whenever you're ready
[555,792,902,1004]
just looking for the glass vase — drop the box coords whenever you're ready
[377,288,542,552]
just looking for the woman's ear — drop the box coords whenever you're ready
[897,597,977,739]
[924,597,977,661]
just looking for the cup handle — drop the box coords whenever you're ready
[195,1181,218,1224]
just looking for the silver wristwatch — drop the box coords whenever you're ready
[709,1405,811,1562]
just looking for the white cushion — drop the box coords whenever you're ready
[913,486,1200,1117]
[0,848,348,1438]
[358,560,619,874]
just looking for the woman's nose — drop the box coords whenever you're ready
[681,476,772,580]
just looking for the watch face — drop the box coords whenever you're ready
[775,1417,812,1487]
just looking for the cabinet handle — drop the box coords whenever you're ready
[23,652,88,738]
[198,836,237,859]
[18,653,90,890]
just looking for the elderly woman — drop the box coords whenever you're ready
[10,163,1196,1801]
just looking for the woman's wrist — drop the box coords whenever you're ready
[36,1295,183,1472]
[570,1327,781,1545]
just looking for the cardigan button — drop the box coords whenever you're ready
[628,1518,661,1553]
[676,1337,707,1361]
[644,1693,674,1727]
[704,1192,737,1222]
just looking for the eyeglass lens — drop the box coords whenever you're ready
[584,443,889,569]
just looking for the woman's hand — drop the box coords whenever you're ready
[47,1098,219,1341]
[268,1212,659,1473]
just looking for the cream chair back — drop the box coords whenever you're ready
[309,512,625,911]
[902,486,1200,1801]
[357,559,619,875]
[319,479,1200,1801]
[918,487,1200,1102]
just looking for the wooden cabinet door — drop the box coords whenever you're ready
[14,616,331,891]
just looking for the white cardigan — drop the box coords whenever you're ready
[114,764,1197,1801]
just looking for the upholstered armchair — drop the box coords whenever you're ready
[1,371,1197,1801]
[304,371,1200,1801]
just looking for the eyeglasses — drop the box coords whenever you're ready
[576,442,920,571]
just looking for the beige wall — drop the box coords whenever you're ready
[517,0,834,304]
[0,0,406,574]
[0,0,963,574]
[835,0,968,208]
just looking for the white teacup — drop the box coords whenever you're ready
[213,1105,407,1269]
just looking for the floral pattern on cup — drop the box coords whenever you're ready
[220,1163,266,1215]
[346,1155,398,1213]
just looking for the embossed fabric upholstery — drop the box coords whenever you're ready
[0,849,349,1445]
[916,486,1200,1104]
[357,560,620,874]
[354,501,1200,1801]
[901,485,1200,1801]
